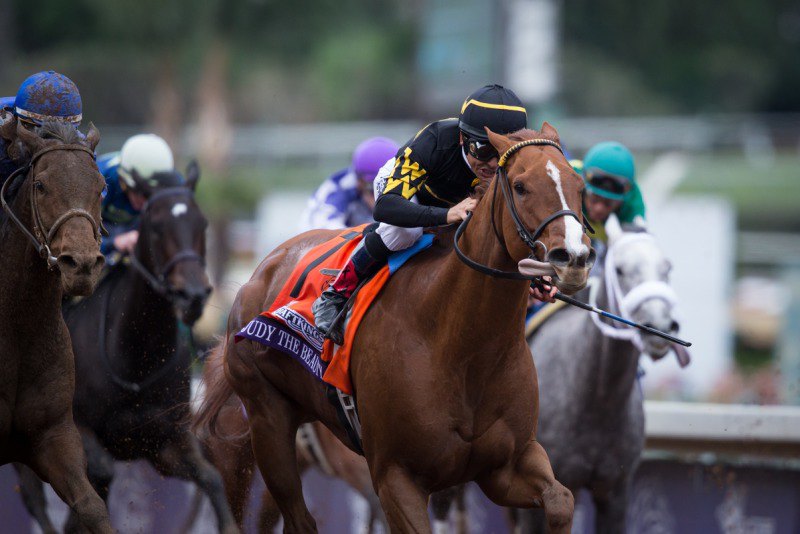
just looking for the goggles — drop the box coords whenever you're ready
[585,171,629,198]
[465,136,499,162]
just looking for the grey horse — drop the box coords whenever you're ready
[516,216,690,534]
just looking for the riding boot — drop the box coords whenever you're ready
[313,233,390,343]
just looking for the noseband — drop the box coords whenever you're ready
[127,186,205,299]
[454,139,593,280]
[1,144,103,270]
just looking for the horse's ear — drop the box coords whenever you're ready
[605,213,623,245]
[15,120,44,154]
[185,160,200,191]
[85,122,100,152]
[0,113,16,143]
[540,121,560,143]
[485,128,513,156]
[130,168,154,198]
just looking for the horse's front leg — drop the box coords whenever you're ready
[28,422,113,533]
[477,438,573,534]
[14,462,57,534]
[151,431,239,534]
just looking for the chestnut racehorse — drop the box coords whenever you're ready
[197,125,594,533]
[0,118,111,532]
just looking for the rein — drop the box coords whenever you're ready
[127,186,205,300]
[1,144,102,269]
[454,138,591,280]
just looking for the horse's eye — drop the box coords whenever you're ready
[34,181,45,192]
[616,267,624,277]
[513,182,526,195]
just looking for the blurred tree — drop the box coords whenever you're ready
[0,0,14,70]
[562,0,800,113]
[7,0,416,123]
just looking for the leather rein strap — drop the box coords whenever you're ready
[1,144,101,270]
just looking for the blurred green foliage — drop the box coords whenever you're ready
[563,0,800,114]
[4,0,798,120]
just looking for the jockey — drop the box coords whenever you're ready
[298,136,400,232]
[98,134,176,264]
[313,84,555,343]
[571,141,646,242]
[1,71,83,184]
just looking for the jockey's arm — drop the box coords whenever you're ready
[373,192,449,228]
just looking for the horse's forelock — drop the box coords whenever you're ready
[36,120,84,145]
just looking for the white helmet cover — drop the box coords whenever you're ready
[117,133,174,188]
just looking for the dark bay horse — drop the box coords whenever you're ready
[17,165,237,532]
[194,345,386,532]
[0,117,112,532]
[517,219,687,533]
[197,125,595,533]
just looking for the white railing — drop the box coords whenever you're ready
[644,400,800,463]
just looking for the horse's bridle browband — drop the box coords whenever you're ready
[127,186,205,299]
[454,138,592,280]
[1,143,103,270]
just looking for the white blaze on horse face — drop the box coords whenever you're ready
[545,160,587,257]
[171,203,188,217]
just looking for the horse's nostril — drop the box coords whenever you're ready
[546,248,571,266]
[58,255,78,270]
[585,248,597,268]
[670,320,680,332]
[94,254,105,270]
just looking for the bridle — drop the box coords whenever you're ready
[1,143,103,270]
[127,186,206,300]
[454,138,593,280]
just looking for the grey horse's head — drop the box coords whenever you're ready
[605,216,682,360]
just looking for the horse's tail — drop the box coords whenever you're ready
[193,337,242,440]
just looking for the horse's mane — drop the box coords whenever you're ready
[1,121,90,230]
[506,127,559,144]
[472,127,560,201]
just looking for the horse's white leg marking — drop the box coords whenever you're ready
[546,160,587,258]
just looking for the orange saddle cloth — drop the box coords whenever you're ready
[234,225,434,395]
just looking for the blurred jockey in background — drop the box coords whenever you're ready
[571,141,646,241]
[298,136,400,233]
[97,133,177,264]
